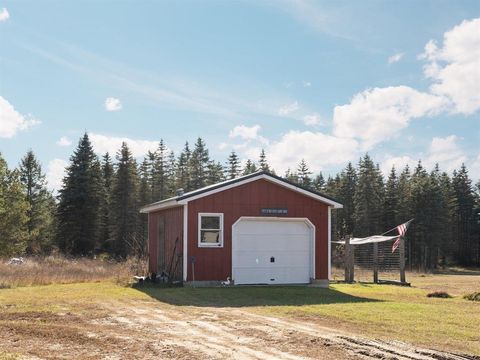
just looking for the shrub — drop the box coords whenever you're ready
[463,292,480,301]
[427,291,451,298]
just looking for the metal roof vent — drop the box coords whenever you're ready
[176,188,184,197]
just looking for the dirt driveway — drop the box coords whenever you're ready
[1,297,476,360]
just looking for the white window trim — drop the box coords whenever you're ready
[198,212,224,248]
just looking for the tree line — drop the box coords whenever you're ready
[1,133,479,269]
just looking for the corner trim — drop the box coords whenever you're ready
[183,203,188,282]
[328,206,332,280]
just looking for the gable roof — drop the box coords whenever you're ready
[140,171,343,213]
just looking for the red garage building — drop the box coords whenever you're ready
[140,171,342,286]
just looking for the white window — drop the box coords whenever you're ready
[198,213,224,247]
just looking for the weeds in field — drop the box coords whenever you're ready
[0,352,20,360]
[463,292,480,301]
[426,291,452,298]
[0,256,147,288]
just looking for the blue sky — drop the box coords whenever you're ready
[1,0,479,190]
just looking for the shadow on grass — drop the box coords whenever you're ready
[132,284,383,307]
[431,268,480,276]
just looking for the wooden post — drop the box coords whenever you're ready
[373,242,378,284]
[344,237,350,283]
[350,242,355,283]
[399,236,406,283]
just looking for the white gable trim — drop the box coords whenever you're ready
[140,199,178,213]
[178,174,343,208]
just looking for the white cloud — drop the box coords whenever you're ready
[0,8,9,22]
[228,124,269,148]
[218,142,249,151]
[427,135,467,172]
[470,154,480,180]
[0,96,40,138]
[421,18,480,115]
[56,136,72,146]
[380,155,418,174]
[333,86,447,150]
[104,97,122,111]
[229,125,261,140]
[303,113,323,126]
[251,131,358,174]
[302,81,312,87]
[388,52,404,64]
[278,101,300,116]
[381,135,468,175]
[89,133,158,158]
[46,158,68,192]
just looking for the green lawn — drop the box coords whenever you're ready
[1,272,479,356]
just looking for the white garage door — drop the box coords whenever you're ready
[232,218,313,285]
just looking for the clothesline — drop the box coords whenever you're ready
[332,235,400,245]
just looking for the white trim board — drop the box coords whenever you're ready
[328,206,332,280]
[183,203,188,282]
[231,216,316,284]
[198,212,224,248]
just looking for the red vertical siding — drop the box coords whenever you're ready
[148,206,184,278]
[185,179,330,282]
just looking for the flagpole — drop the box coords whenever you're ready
[381,218,414,236]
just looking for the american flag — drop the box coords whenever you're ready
[392,220,413,253]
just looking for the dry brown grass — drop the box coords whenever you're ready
[0,256,147,288]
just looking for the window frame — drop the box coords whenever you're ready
[198,212,224,248]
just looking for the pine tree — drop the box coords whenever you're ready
[474,180,480,265]
[226,151,241,179]
[166,151,177,196]
[259,149,270,172]
[206,160,225,185]
[430,165,453,267]
[57,133,103,255]
[312,172,326,192]
[0,153,29,256]
[336,163,356,238]
[146,150,157,200]
[284,168,299,184]
[408,161,446,269]
[98,152,114,252]
[451,164,476,265]
[383,166,399,231]
[152,139,168,201]
[137,157,151,250]
[325,174,341,198]
[189,138,209,189]
[110,142,139,257]
[176,142,191,191]
[297,159,312,187]
[243,159,258,175]
[353,154,384,237]
[19,150,55,254]
[397,165,412,223]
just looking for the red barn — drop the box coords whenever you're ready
[140,171,342,286]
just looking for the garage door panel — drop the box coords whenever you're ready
[234,268,270,284]
[235,234,310,251]
[234,251,310,268]
[272,267,310,284]
[236,221,309,235]
[233,219,313,285]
